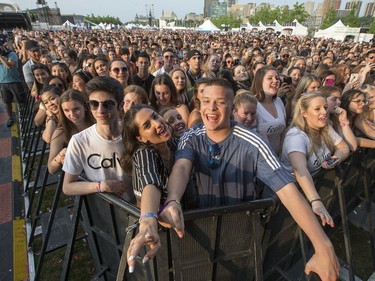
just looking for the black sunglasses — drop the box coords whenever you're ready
[208,143,221,169]
[111,67,128,74]
[88,100,116,110]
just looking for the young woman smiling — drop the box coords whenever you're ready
[251,65,286,153]
[281,92,349,227]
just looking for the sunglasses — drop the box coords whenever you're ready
[164,55,174,59]
[208,143,221,169]
[111,67,128,74]
[282,54,290,58]
[50,83,64,89]
[86,63,93,67]
[88,100,116,110]
[369,56,375,59]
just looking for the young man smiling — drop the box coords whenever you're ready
[62,76,134,202]
[154,78,340,281]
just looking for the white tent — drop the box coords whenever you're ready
[62,20,76,29]
[314,20,373,42]
[196,19,220,32]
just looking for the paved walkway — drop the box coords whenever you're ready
[0,102,28,281]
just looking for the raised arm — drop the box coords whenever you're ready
[127,184,162,273]
[288,151,334,227]
[159,158,192,238]
[276,183,340,281]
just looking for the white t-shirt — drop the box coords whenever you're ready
[280,125,343,176]
[63,124,133,201]
[256,97,286,153]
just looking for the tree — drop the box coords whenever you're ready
[248,4,278,25]
[321,8,338,29]
[342,4,360,27]
[84,14,122,25]
[211,15,242,29]
[359,16,374,27]
[290,2,309,24]
[370,20,375,34]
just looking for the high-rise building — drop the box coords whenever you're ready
[204,0,215,17]
[364,0,375,17]
[344,0,362,16]
[225,0,237,7]
[322,0,341,16]
[304,1,315,15]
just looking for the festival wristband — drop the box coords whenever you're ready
[139,212,158,222]
[158,199,181,215]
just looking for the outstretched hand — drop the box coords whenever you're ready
[127,218,160,273]
[159,200,185,238]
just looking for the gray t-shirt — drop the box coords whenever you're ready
[176,121,294,207]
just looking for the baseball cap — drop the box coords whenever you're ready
[187,49,201,60]
[25,40,41,51]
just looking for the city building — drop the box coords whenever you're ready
[304,1,315,15]
[321,0,341,17]
[364,0,375,16]
[204,0,215,17]
[185,12,204,21]
[344,0,362,16]
[228,3,256,18]
[208,1,227,18]
[160,10,178,21]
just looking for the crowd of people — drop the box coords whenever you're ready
[1,27,375,280]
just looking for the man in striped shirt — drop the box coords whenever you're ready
[160,78,339,281]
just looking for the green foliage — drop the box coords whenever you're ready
[342,4,359,27]
[359,16,374,27]
[248,2,308,26]
[370,20,375,34]
[321,8,338,29]
[84,13,122,25]
[211,15,242,29]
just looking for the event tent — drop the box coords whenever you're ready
[196,19,220,32]
[314,20,373,42]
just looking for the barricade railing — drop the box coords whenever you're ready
[16,95,374,281]
[64,192,276,281]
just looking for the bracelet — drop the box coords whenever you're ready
[340,120,350,127]
[158,199,181,215]
[96,181,102,193]
[139,212,158,222]
[309,198,322,205]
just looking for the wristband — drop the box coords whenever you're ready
[139,212,158,222]
[158,199,181,215]
[96,181,102,193]
[309,198,322,205]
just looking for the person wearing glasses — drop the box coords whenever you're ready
[340,89,375,147]
[108,58,133,89]
[62,76,135,202]
[153,48,175,77]
[140,78,341,281]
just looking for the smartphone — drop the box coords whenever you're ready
[326,157,339,167]
[283,77,292,85]
[324,78,335,86]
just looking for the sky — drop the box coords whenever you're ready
[7,0,371,23]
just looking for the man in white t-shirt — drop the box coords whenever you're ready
[62,76,134,202]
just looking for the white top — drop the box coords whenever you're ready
[280,125,343,176]
[256,97,286,153]
[63,124,133,201]
[152,66,167,77]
